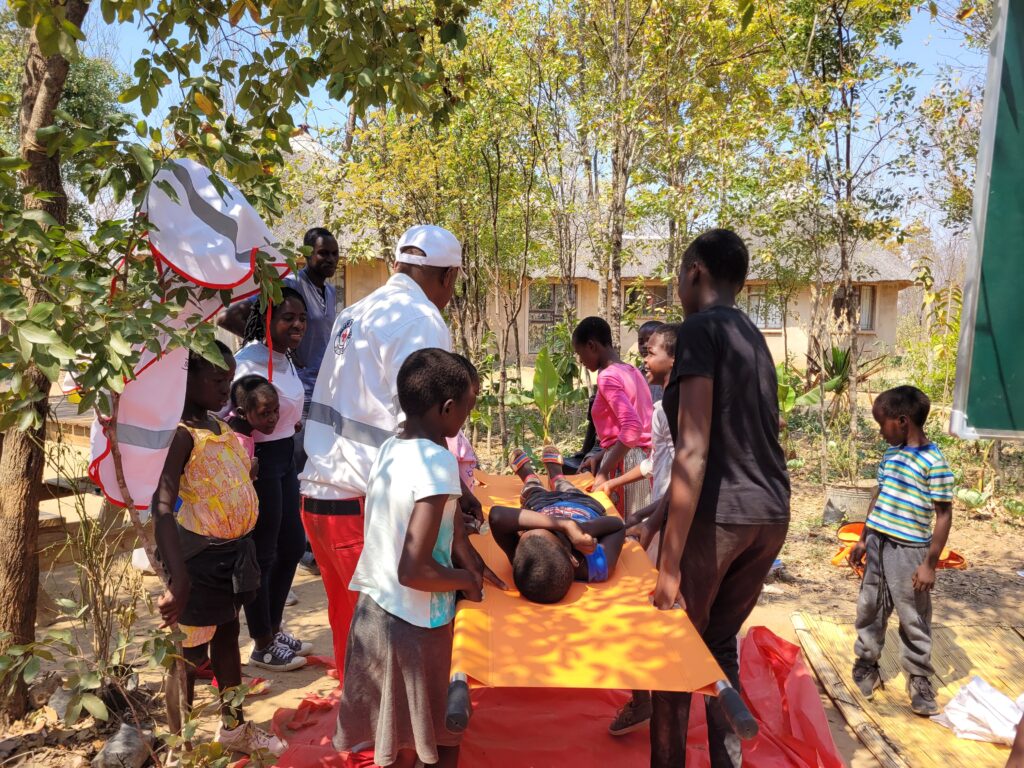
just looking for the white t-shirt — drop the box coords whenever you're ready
[641,400,672,499]
[233,342,305,443]
[350,436,462,628]
[300,273,452,499]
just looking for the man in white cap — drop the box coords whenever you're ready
[299,224,483,670]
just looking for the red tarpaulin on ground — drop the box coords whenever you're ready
[268,627,842,768]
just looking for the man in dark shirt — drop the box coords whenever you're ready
[652,229,790,768]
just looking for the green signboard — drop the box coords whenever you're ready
[952,0,1024,439]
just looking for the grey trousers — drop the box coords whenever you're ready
[854,531,933,677]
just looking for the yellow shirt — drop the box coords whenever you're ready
[176,419,258,540]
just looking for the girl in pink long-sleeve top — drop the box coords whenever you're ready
[572,315,655,736]
[572,316,654,517]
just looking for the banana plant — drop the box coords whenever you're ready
[807,343,887,418]
[502,345,587,445]
[777,363,844,414]
[777,362,844,454]
[531,346,561,443]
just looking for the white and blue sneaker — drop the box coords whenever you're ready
[248,641,307,671]
[275,630,313,657]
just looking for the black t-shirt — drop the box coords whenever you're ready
[661,305,790,525]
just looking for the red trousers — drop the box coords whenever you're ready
[300,499,364,677]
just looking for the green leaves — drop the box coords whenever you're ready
[21,655,40,684]
[109,331,132,357]
[18,323,59,347]
[79,692,109,720]
[27,302,56,324]
[1003,498,1024,517]
[21,209,59,227]
[0,156,28,171]
[28,6,84,59]
[532,346,560,442]
[776,363,843,415]
[440,22,468,49]
[737,0,756,30]
[0,211,186,428]
[128,145,155,180]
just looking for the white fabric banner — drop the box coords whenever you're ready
[88,160,290,515]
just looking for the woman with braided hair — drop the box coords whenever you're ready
[232,286,314,670]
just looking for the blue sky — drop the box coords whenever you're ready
[97,6,988,136]
[898,7,989,88]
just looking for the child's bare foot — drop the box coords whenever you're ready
[541,444,565,487]
[509,448,537,483]
[565,521,596,554]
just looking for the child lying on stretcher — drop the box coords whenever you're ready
[490,447,626,604]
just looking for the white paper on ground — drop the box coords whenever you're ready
[932,675,1024,745]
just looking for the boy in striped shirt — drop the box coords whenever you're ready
[849,385,954,716]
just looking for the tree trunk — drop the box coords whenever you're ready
[667,216,677,274]
[837,210,859,478]
[942,286,954,400]
[497,320,510,445]
[598,266,609,321]
[608,127,628,348]
[1,0,89,722]
[782,296,790,365]
[818,374,828,490]
[0,369,48,723]
[342,109,357,155]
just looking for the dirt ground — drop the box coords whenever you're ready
[12,477,1024,767]
[743,481,1024,767]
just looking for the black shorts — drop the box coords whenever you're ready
[180,535,259,627]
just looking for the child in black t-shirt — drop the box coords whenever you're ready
[651,229,790,768]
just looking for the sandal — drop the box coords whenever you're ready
[509,448,532,473]
[541,445,563,464]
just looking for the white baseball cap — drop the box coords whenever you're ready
[394,224,463,269]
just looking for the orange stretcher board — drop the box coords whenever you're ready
[451,471,724,696]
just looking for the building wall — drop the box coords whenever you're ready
[507,278,670,363]
[337,265,907,368]
[753,282,906,366]
[343,260,390,306]
[871,284,902,350]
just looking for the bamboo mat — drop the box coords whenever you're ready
[793,612,1022,768]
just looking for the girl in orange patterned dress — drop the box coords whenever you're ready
[152,340,285,757]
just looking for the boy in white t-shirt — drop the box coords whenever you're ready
[335,348,483,768]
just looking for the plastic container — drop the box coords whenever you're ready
[822,482,877,525]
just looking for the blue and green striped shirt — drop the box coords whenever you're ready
[867,443,954,545]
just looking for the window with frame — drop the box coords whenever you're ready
[740,287,784,329]
[624,283,670,317]
[528,282,576,354]
[858,286,875,331]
